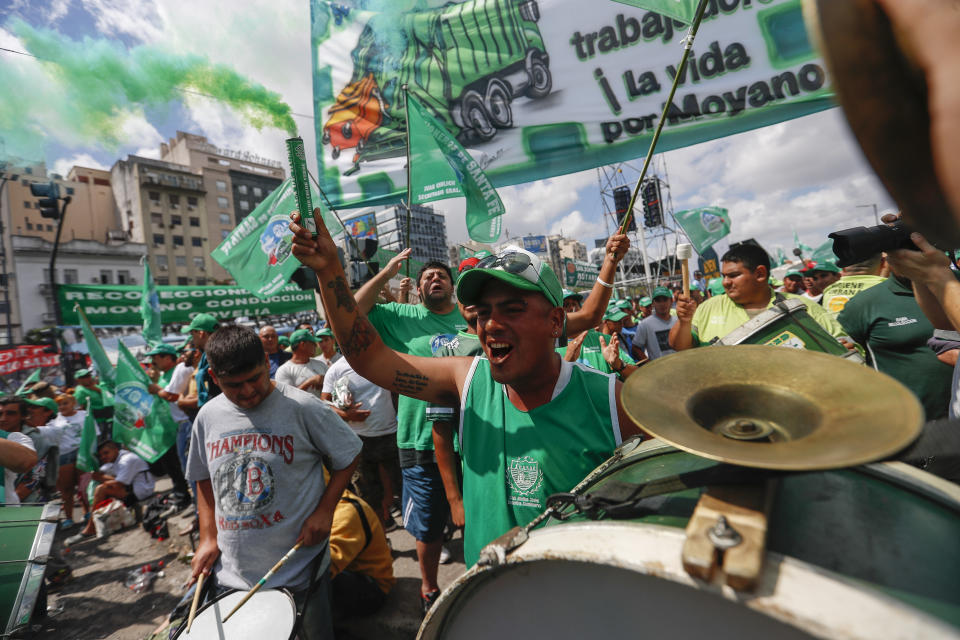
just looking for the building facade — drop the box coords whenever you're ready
[12,235,147,330]
[160,131,284,282]
[111,156,212,287]
[376,204,449,266]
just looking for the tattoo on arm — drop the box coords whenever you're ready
[342,316,376,356]
[393,370,429,395]
[327,276,357,313]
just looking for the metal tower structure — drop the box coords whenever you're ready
[597,155,688,295]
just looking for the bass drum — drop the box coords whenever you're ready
[173,588,298,639]
[419,440,960,639]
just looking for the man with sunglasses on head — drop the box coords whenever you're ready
[290,211,643,586]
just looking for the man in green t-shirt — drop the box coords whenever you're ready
[670,243,846,349]
[289,212,643,587]
[839,271,954,420]
[821,253,886,318]
[73,369,112,439]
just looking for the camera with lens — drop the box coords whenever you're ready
[828,221,919,267]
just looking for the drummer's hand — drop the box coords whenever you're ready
[838,337,858,352]
[297,506,334,547]
[675,295,697,323]
[190,539,220,586]
[290,209,339,273]
[563,331,588,362]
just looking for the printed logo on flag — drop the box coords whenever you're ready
[259,215,295,266]
[701,210,725,233]
[115,382,154,429]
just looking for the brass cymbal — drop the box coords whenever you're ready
[802,0,960,245]
[621,345,923,471]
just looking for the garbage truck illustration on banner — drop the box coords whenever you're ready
[321,0,551,170]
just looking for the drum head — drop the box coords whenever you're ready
[176,588,297,640]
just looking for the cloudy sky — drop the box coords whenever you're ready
[1,0,897,264]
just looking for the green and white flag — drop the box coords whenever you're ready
[610,0,701,24]
[141,261,162,348]
[406,93,503,243]
[77,305,116,391]
[212,179,343,298]
[112,342,177,463]
[775,247,789,267]
[15,369,41,396]
[793,230,814,257]
[674,206,730,255]
[76,400,100,472]
[811,238,837,268]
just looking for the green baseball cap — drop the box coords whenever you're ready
[316,327,334,338]
[278,335,290,347]
[784,270,804,279]
[181,313,218,334]
[146,344,178,357]
[74,368,92,378]
[652,286,671,300]
[708,278,725,296]
[613,299,632,311]
[603,308,628,322]
[289,328,320,347]
[562,288,583,302]
[809,261,841,274]
[638,297,652,307]
[25,396,58,416]
[457,248,563,308]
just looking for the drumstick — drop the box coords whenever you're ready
[222,541,303,623]
[186,572,205,632]
[677,243,694,298]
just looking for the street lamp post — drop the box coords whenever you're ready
[857,203,880,225]
[0,170,18,345]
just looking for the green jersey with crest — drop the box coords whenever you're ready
[459,357,621,567]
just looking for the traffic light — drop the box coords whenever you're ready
[612,185,636,232]
[29,181,61,219]
[641,179,662,228]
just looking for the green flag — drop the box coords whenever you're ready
[793,230,814,257]
[212,179,343,298]
[76,400,100,472]
[77,305,116,391]
[673,207,731,255]
[811,239,837,268]
[609,0,701,24]
[111,342,177,463]
[406,93,503,243]
[140,261,162,347]
[15,369,41,396]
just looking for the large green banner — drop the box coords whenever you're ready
[59,283,315,327]
[311,0,833,210]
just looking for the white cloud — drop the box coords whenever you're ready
[52,152,108,176]
[79,0,165,42]
[549,209,604,240]
[497,170,597,236]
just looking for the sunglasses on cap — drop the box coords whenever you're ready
[475,250,542,283]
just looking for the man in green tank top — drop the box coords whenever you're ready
[289,213,644,582]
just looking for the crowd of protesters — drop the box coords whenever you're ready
[4,218,960,638]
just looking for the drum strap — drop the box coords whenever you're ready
[546,464,780,521]
[344,497,373,552]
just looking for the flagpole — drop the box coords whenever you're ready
[402,84,413,281]
[619,0,710,235]
[305,170,382,279]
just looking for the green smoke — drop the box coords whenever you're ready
[0,19,297,161]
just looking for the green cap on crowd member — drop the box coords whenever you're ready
[24,396,58,417]
[784,269,805,280]
[146,344,178,357]
[562,288,583,303]
[278,335,290,348]
[603,307,628,322]
[652,286,671,300]
[613,299,632,311]
[639,296,652,307]
[316,327,334,339]
[457,247,563,308]
[289,328,320,348]
[809,261,842,274]
[181,313,218,334]
[708,278,725,296]
[74,368,91,379]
